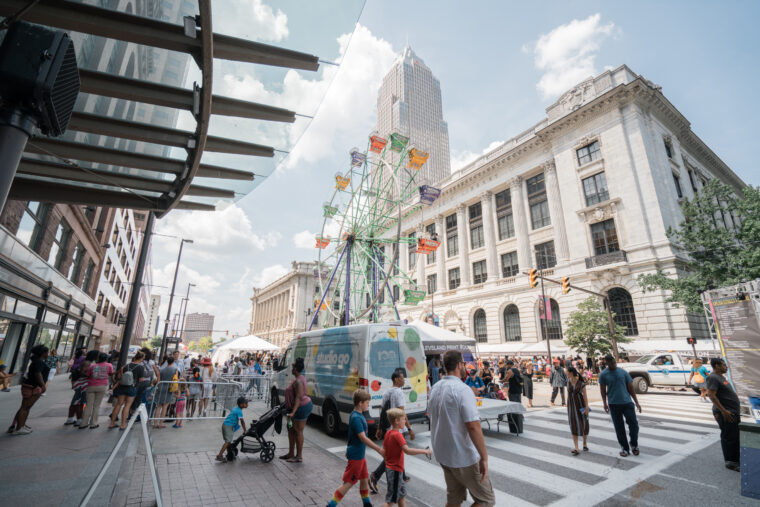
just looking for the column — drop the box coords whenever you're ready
[435,214,446,292]
[456,204,471,287]
[481,191,499,281]
[416,224,425,286]
[543,160,570,262]
[510,176,532,269]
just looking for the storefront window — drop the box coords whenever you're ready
[14,300,38,320]
[57,330,75,359]
[44,311,62,326]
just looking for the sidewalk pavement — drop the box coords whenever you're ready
[0,376,422,506]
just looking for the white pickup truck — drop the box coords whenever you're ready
[617,352,709,394]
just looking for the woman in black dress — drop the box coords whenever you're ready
[521,360,534,408]
[566,366,590,455]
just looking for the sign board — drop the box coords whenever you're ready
[709,292,760,403]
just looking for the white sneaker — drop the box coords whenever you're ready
[76,419,82,426]
[12,427,32,435]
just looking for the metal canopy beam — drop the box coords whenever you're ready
[1,0,319,71]
[24,138,254,181]
[9,177,215,211]
[68,112,275,157]
[16,158,235,198]
[79,69,295,122]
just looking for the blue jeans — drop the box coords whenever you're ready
[609,402,638,451]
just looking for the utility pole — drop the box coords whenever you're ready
[536,250,552,366]
[160,238,193,361]
[524,270,620,361]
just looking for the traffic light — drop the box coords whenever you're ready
[562,277,571,294]
[686,337,696,345]
[529,269,538,288]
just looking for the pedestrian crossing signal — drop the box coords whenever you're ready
[562,277,570,294]
[529,269,538,288]
[686,337,696,345]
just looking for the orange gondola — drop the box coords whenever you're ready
[369,134,388,153]
[407,148,429,170]
[315,236,331,249]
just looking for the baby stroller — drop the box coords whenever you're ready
[226,403,286,463]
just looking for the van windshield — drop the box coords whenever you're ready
[635,355,654,364]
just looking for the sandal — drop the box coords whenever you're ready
[108,425,117,429]
[571,449,580,456]
[279,454,293,460]
[583,446,589,452]
[286,457,303,463]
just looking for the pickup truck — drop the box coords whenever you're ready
[616,352,710,394]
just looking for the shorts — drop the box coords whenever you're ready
[187,391,201,401]
[342,458,368,485]
[385,469,406,503]
[114,385,137,397]
[21,385,42,398]
[70,387,87,406]
[222,424,236,443]
[292,401,313,422]
[441,462,495,507]
[693,382,706,389]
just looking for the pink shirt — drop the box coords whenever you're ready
[87,362,113,386]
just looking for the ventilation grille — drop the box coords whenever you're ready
[45,38,80,136]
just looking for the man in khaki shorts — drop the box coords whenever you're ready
[429,350,495,507]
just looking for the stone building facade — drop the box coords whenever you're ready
[249,261,320,348]
[386,65,744,351]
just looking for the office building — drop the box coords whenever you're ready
[183,312,215,343]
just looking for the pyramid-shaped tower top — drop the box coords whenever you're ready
[400,44,426,67]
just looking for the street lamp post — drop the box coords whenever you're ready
[160,238,193,361]
[177,282,196,347]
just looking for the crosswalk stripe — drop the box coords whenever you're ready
[549,408,716,433]
[523,417,682,451]
[513,421,663,458]
[534,411,700,441]
[406,434,590,496]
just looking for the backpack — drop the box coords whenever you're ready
[121,364,136,387]
[378,398,392,438]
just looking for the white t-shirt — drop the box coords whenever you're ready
[429,375,480,468]
[383,386,407,434]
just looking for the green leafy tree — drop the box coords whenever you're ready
[638,180,760,313]
[187,341,199,352]
[196,336,213,355]
[147,336,163,350]
[564,297,629,359]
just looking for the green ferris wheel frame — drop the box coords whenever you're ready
[309,134,432,329]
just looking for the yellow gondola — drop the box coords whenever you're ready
[407,148,429,170]
[335,173,350,190]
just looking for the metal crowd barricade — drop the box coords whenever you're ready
[219,372,274,405]
[146,377,243,426]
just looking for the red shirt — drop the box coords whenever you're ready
[383,429,406,472]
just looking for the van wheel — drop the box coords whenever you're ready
[323,401,341,436]
[270,388,280,409]
[633,377,648,394]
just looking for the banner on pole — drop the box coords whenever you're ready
[538,295,552,320]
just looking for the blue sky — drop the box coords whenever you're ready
[150,1,760,337]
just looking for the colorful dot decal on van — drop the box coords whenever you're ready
[312,345,319,356]
[371,380,381,391]
[294,335,308,360]
[403,328,420,350]
[409,390,418,402]
[387,327,397,339]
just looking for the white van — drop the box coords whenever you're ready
[270,323,428,436]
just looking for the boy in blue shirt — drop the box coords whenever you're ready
[216,396,248,462]
[326,389,385,507]
[465,369,485,395]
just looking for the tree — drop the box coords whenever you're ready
[564,297,629,359]
[196,336,213,355]
[638,180,760,313]
[146,336,163,350]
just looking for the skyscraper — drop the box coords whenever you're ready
[376,46,451,188]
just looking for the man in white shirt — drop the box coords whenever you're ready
[429,350,495,507]
[368,368,414,493]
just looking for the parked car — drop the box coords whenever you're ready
[270,323,428,436]
[617,352,715,394]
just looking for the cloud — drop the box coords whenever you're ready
[450,141,503,172]
[217,24,397,170]
[293,230,315,249]
[154,202,280,260]
[527,14,617,100]
[213,0,288,42]
[253,264,289,288]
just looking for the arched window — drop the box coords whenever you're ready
[538,299,562,340]
[473,309,487,343]
[608,288,639,336]
[503,305,521,342]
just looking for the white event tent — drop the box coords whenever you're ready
[407,320,476,355]
[211,334,280,364]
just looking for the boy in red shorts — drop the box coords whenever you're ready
[382,408,431,506]
[326,389,384,507]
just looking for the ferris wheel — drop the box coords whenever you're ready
[309,132,442,329]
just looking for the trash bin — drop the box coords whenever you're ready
[740,421,760,500]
